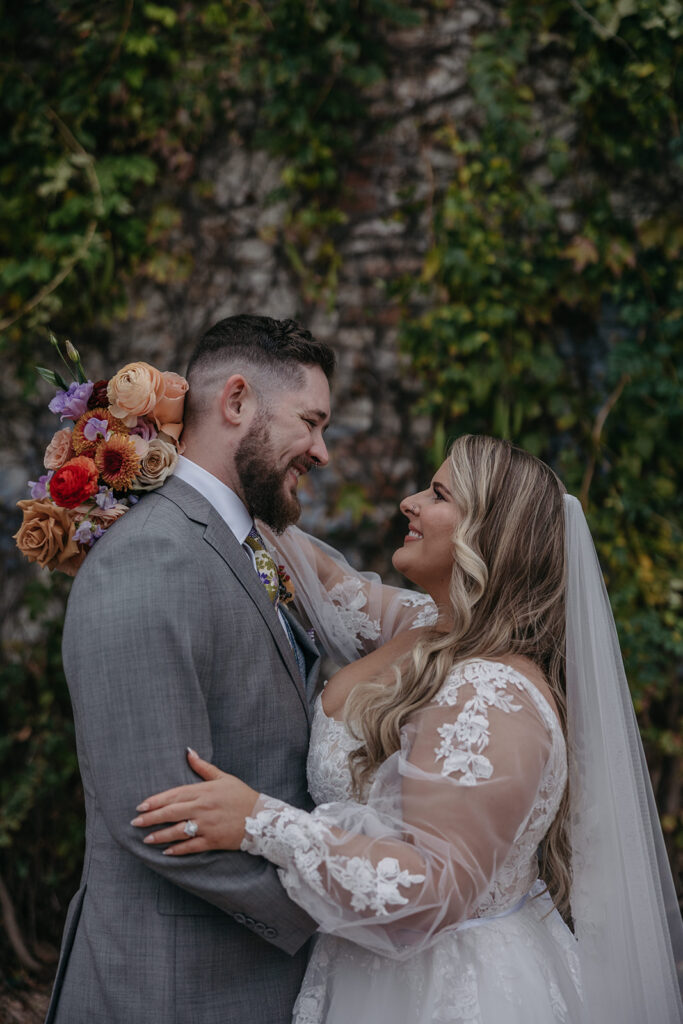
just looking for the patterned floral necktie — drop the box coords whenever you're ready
[243,527,295,609]
[244,527,305,682]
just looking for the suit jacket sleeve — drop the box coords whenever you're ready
[62,507,316,955]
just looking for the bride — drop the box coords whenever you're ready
[132,435,682,1023]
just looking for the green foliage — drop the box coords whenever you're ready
[0,0,418,358]
[397,0,682,852]
[0,577,84,972]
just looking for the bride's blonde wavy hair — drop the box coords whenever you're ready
[345,434,572,914]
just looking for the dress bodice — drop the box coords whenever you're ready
[307,693,362,807]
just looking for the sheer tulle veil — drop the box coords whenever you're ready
[564,494,682,1022]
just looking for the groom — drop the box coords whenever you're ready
[46,315,335,1024]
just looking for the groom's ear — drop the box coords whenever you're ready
[220,374,256,426]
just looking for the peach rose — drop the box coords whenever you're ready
[14,499,86,575]
[44,427,74,470]
[107,362,164,427]
[132,438,178,491]
[152,371,188,434]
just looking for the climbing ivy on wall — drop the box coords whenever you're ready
[0,0,418,370]
[397,0,682,860]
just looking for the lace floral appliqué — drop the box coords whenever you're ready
[323,577,381,651]
[242,798,425,915]
[433,662,524,785]
[398,591,439,629]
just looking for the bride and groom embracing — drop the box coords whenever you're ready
[45,315,682,1024]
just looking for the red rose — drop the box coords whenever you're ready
[87,379,110,410]
[50,456,99,509]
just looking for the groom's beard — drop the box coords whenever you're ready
[235,414,308,533]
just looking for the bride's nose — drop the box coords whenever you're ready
[400,494,420,518]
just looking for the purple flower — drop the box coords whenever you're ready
[48,381,94,421]
[129,416,157,441]
[95,486,117,510]
[73,520,95,546]
[83,416,110,442]
[92,525,105,541]
[28,472,54,500]
[128,494,139,505]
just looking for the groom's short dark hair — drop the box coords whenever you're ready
[187,314,335,383]
[183,314,335,432]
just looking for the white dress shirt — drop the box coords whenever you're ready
[173,455,253,545]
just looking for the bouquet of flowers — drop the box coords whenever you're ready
[14,334,187,576]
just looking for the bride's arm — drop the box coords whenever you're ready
[259,524,438,663]
[132,663,557,959]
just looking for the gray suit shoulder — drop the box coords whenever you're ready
[66,488,207,607]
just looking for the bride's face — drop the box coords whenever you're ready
[392,459,460,604]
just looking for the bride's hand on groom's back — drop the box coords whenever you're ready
[130,748,259,854]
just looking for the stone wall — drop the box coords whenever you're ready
[3,0,575,587]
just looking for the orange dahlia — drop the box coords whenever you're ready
[72,408,128,457]
[94,434,140,489]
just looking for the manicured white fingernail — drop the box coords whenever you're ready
[186,747,197,757]
[136,802,149,812]
[163,848,173,855]
[130,816,143,826]
[143,834,155,844]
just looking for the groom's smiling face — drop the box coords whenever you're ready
[235,365,331,532]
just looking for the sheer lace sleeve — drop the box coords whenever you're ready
[258,524,438,665]
[241,660,565,959]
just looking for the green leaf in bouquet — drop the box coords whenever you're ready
[36,365,69,390]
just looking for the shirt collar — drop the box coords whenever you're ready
[173,455,252,544]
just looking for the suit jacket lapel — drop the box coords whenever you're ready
[159,477,311,723]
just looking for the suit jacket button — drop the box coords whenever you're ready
[265,927,277,938]
[245,916,255,927]
[233,912,246,924]
[254,922,266,934]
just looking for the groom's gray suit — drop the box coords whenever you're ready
[46,475,318,1024]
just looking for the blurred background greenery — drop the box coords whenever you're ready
[1,0,681,1005]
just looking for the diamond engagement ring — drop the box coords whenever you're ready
[183,819,199,838]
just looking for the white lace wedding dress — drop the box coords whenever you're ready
[243,521,681,1024]
[243,659,582,1023]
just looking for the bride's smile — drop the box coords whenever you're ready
[392,460,461,604]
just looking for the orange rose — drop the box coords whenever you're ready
[152,371,188,434]
[14,499,86,575]
[107,362,164,427]
[44,427,74,470]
